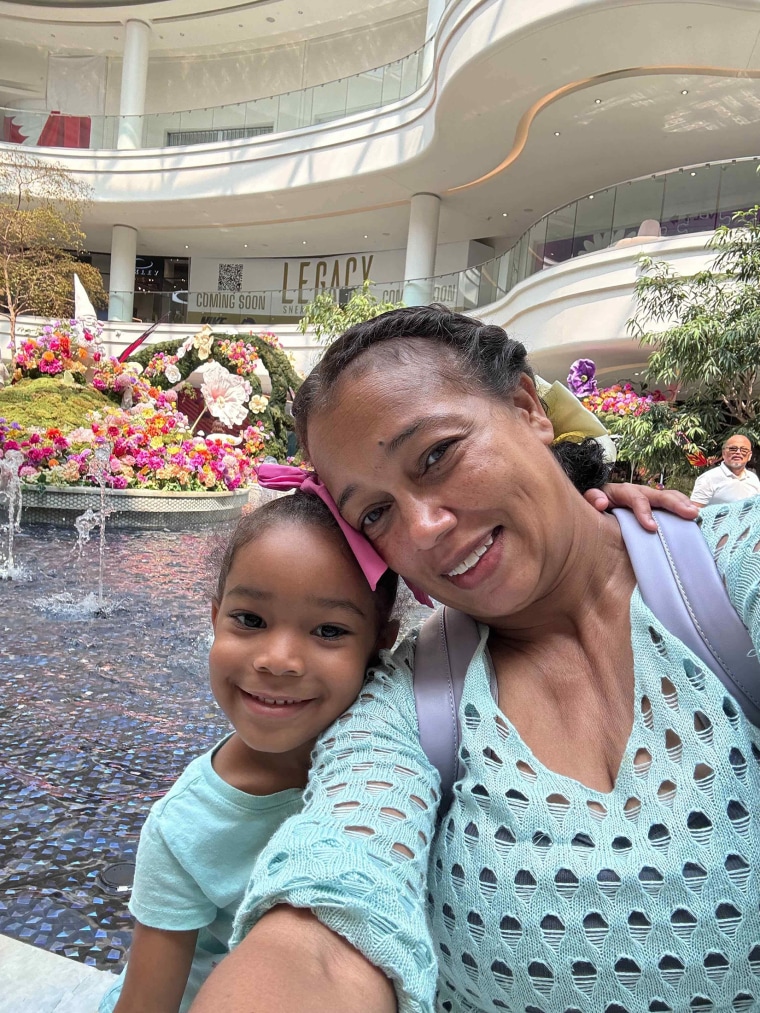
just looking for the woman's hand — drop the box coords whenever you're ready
[584,483,699,532]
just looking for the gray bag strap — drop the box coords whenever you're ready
[613,508,760,726]
[414,606,481,801]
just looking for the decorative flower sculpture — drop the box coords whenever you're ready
[567,359,599,398]
[200,363,252,429]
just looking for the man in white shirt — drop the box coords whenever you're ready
[691,434,760,507]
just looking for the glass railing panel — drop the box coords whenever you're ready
[660,164,720,238]
[474,258,501,305]
[143,112,175,147]
[381,60,404,105]
[276,88,312,132]
[716,158,760,227]
[571,187,615,257]
[244,96,279,135]
[496,249,511,295]
[524,218,548,277]
[346,68,385,117]
[311,79,349,126]
[611,176,665,242]
[430,271,461,309]
[544,201,577,268]
[400,50,422,96]
[211,102,247,134]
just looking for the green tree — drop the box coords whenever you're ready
[298,280,404,345]
[628,207,760,443]
[599,399,712,488]
[0,150,106,360]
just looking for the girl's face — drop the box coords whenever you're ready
[210,522,390,761]
[307,352,580,625]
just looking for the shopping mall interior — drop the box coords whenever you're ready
[2,0,760,379]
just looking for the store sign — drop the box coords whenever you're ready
[186,252,405,324]
[185,244,481,324]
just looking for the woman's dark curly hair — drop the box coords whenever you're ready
[293,305,609,494]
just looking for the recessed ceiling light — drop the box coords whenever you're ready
[302,240,307,245]
[501,212,508,217]
[266,16,275,22]
[681,89,689,95]
[690,171,697,176]
[554,131,561,136]
[588,194,595,199]
[185,245,189,249]
[363,235,368,239]
[594,99,602,104]
[244,244,248,248]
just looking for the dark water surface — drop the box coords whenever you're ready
[0,524,230,971]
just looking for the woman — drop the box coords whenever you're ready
[192,307,760,1013]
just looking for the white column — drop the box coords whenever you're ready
[108,225,137,321]
[403,192,441,306]
[117,19,150,150]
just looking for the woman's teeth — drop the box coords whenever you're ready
[448,533,494,576]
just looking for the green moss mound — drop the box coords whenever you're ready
[0,377,113,431]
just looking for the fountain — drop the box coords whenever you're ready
[36,443,116,618]
[0,520,231,973]
[0,448,25,580]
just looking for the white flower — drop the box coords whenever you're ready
[165,364,182,384]
[200,363,252,429]
[248,394,269,414]
[124,361,143,375]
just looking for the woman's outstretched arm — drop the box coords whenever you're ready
[190,907,396,1013]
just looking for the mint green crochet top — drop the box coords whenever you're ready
[233,500,760,1013]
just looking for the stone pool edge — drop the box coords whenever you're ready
[0,933,115,1013]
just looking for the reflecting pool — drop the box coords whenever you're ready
[0,524,230,971]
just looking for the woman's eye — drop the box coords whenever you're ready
[315,624,347,640]
[425,440,454,469]
[361,506,385,529]
[233,612,265,629]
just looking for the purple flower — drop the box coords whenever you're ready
[567,359,599,397]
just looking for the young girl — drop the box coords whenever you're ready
[98,490,399,1013]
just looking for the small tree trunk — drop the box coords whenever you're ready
[6,306,17,366]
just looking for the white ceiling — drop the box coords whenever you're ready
[0,0,426,55]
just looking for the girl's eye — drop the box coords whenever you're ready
[233,612,265,629]
[425,440,455,469]
[315,624,348,640]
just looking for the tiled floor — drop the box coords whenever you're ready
[0,934,114,1012]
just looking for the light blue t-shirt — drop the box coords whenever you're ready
[99,736,303,1013]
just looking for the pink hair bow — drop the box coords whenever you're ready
[256,463,433,607]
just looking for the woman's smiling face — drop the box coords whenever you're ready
[307,344,574,623]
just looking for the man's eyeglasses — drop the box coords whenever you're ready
[725,446,751,456]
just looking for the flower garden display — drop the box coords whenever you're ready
[0,322,303,527]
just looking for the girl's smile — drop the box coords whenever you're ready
[209,521,388,767]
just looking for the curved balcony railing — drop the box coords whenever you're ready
[111,156,760,326]
[0,41,430,151]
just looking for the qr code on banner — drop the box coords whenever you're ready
[218,263,243,292]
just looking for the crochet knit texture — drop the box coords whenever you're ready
[233,499,760,1013]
